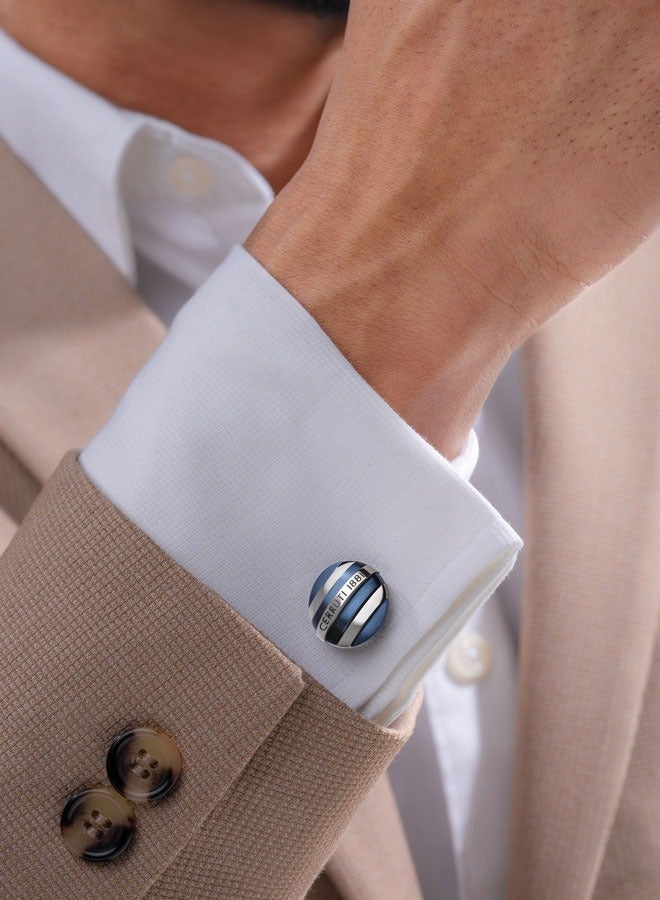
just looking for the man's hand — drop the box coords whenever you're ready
[247,1,660,457]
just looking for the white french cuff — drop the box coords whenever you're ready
[81,245,522,725]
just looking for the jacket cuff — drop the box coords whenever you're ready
[1,451,417,896]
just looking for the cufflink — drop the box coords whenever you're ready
[308,561,389,647]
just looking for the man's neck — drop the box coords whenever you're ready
[1,0,344,191]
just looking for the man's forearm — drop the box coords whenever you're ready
[249,0,659,458]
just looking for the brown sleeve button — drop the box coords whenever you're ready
[60,786,135,861]
[106,727,182,803]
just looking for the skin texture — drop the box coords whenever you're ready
[3,0,659,456]
[248,0,660,454]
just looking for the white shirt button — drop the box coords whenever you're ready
[167,156,216,199]
[446,632,493,684]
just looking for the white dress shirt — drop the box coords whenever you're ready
[1,30,523,899]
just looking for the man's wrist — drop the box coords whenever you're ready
[245,168,527,458]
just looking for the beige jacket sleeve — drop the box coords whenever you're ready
[0,451,418,899]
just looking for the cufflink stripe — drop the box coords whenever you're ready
[337,586,387,647]
[350,597,389,647]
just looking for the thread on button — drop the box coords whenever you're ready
[130,747,159,779]
[84,810,112,840]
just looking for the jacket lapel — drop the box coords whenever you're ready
[509,232,660,898]
[0,140,165,484]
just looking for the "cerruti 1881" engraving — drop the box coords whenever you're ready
[316,569,369,634]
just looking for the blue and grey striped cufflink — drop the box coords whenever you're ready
[308,561,389,648]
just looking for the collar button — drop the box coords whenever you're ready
[167,156,215,199]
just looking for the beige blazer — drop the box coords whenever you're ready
[0,140,658,899]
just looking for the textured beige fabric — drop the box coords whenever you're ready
[0,440,40,524]
[0,503,17,555]
[323,774,423,900]
[594,626,660,899]
[309,874,344,900]
[0,140,166,484]
[0,452,417,899]
[1,138,659,899]
[509,233,660,899]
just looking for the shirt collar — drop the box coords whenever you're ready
[0,29,274,287]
